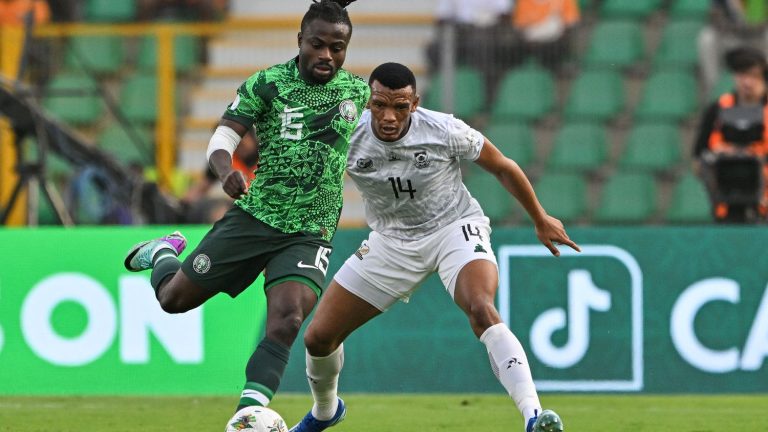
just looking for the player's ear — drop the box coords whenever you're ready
[411,94,420,112]
[297,32,302,48]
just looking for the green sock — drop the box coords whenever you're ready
[150,253,180,292]
[237,338,290,410]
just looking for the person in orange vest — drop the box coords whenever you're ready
[0,0,50,26]
[693,46,768,223]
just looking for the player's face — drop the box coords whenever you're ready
[297,19,351,84]
[734,65,767,103]
[368,80,419,142]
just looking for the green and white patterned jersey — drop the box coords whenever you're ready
[222,58,370,241]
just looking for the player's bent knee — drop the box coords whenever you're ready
[303,328,338,357]
[468,301,500,329]
[156,293,194,314]
[266,314,305,345]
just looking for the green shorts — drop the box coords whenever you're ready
[181,206,333,298]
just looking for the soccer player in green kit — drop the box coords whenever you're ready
[122,0,368,424]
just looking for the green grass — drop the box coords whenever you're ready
[1,394,765,431]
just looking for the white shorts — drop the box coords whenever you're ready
[334,216,498,311]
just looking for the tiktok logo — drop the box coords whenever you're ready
[498,244,644,392]
[530,270,611,368]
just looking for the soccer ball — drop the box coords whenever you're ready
[224,406,289,432]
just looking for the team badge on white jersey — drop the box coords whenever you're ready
[413,150,430,168]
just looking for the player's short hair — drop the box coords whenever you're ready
[301,0,356,33]
[369,62,417,92]
[725,46,768,78]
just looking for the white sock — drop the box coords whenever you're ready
[480,323,541,425]
[306,344,343,421]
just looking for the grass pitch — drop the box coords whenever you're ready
[0,393,764,431]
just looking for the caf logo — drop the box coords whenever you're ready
[339,100,358,122]
[413,150,430,168]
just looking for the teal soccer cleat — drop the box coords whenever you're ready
[289,398,346,432]
[527,409,564,432]
[123,231,187,272]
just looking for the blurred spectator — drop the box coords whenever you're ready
[45,0,80,22]
[0,0,49,25]
[426,0,512,80]
[0,0,52,84]
[180,126,259,223]
[699,0,768,94]
[137,0,228,22]
[693,46,768,223]
[511,0,580,72]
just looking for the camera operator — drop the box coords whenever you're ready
[693,46,768,223]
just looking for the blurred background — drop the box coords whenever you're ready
[2,0,764,229]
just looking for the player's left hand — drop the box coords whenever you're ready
[534,215,581,257]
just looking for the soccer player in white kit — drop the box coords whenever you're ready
[290,63,580,432]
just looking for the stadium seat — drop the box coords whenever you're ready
[635,70,698,122]
[594,172,657,223]
[65,36,125,75]
[491,63,555,122]
[534,173,588,223]
[424,67,486,120]
[464,171,513,223]
[42,73,103,126]
[620,123,682,172]
[137,35,202,74]
[564,69,625,122]
[670,0,712,19]
[120,73,181,124]
[97,123,155,167]
[548,122,608,173]
[85,0,136,21]
[482,121,534,168]
[583,20,645,70]
[665,172,712,223]
[653,20,705,70]
[600,0,662,19]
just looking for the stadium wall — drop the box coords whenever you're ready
[0,227,766,395]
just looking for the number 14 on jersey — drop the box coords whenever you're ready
[388,177,416,199]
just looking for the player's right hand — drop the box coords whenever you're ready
[221,170,248,199]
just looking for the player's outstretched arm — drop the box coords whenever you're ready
[473,137,580,256]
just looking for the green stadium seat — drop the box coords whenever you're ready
[653,20,705,69]
[119,73,178,124]
[137,35,202,74]
[491,63,555,122]
[583,20,645,70]
[564,69,625,121]
[85,0,136,22]
[97,123,155,167]
[594,172,657,223]
[65,36,125,75]
[424,67,486,120]
[482,121,534,168]
[709,73,734,101]
[665,172,712,223]
[548,122,608,173]
[600,0,662,19]
[635,70,698,121]
[464,171,513,223]
[43,73,103,126]
[534,173,588,223]
[670,0,712,19]
[620,123,682,172]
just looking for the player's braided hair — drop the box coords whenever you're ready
[301,0,357,33]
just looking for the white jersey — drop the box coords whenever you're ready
[347,107,486,240]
